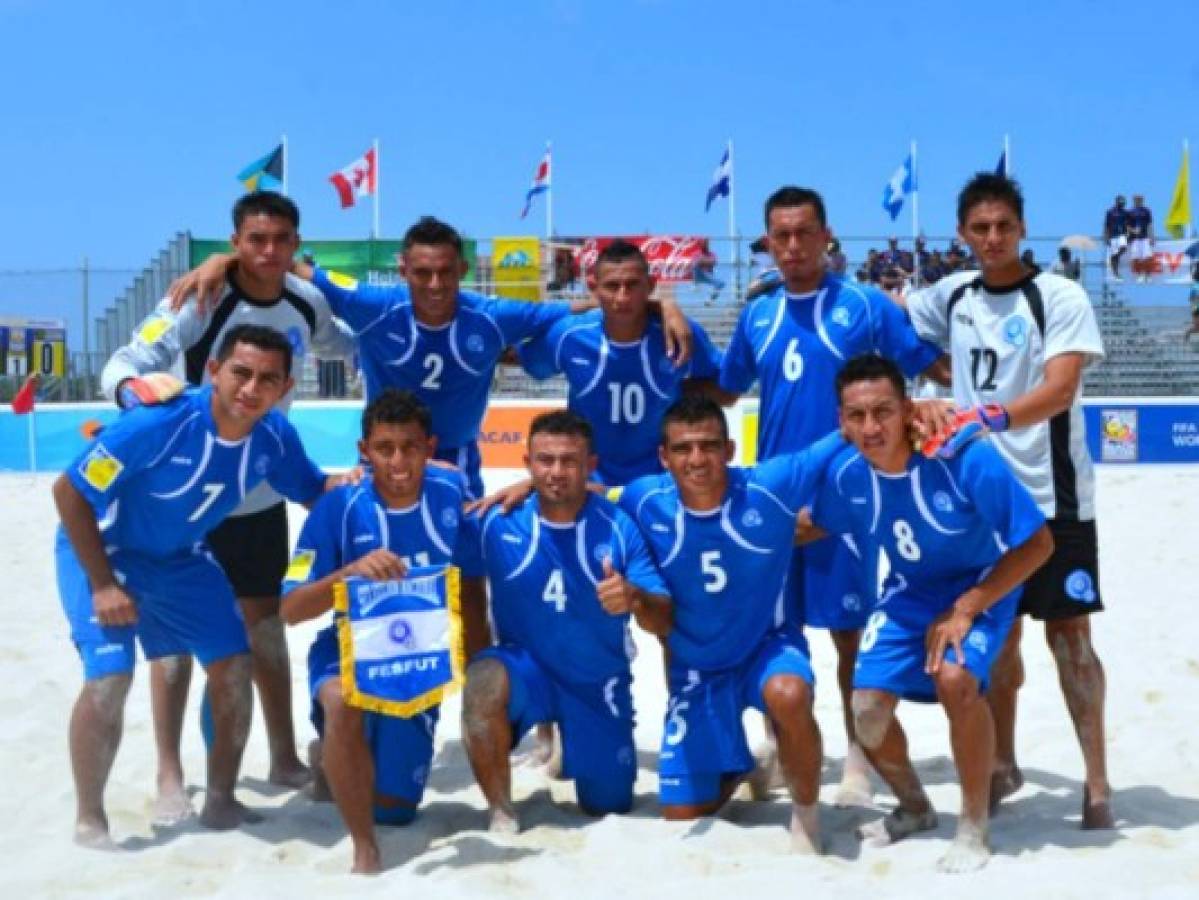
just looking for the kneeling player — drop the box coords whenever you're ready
[280,389,488,874]
[618,396,845,852]
[811,355,1052,872]
[460,411,671,832]
[53,325,332,846]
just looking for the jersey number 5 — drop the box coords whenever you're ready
[701,550,727,593]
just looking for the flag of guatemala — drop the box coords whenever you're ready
[882,153,915,221]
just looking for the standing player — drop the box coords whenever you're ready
[618,396,847,852]
[811,355,1052,872]
[54,325,333,846]
[717,186,944,803]
[280,389,488,874]
[906,172,1113,828]
[173,217,694,499]
[101,191,355,814]
[460,411,671,832]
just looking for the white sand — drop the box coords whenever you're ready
[5,466,1199,898]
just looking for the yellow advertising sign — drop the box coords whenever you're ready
[493,236,542,301]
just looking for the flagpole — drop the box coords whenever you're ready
[727,139,739,298]
[281,134,289,195]
[372,138,381,239]
[910,139,919,287]
[1187,138,1193,239]
[545,140,553,239]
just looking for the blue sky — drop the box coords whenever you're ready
[1,0,1195,347]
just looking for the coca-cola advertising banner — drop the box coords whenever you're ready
[576,236,711,283]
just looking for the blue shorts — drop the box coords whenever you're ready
[308,625,437,815]
[659,628,814,806]
[55,531,248,681]
[853,596,1017,703]
[785,535,874,631]
[435,440,483,500]
[477,644,636,815]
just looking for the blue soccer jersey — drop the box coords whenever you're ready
[811,439,1046,627]
[518,310,724,486]
[311,268,570,449]
[619,431,845,671]
[719,274,941,458]
[463,493,668,685]
[64,386,326,559]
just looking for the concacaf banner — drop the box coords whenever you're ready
[576,236,708,284]
[1144,239,1198,284]
[333,565,466,717]
[493,236,542,301]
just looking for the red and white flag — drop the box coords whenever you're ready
[329,147,377,209]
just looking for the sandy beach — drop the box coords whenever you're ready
[5,465,1199,898]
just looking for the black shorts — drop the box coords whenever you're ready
[206,502,289,598]
[1019,518,1103,621]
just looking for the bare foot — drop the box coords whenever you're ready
[747,741,779,801]
[989,765,1025,812]
[351,842,382,875]
[489,805,519,835]
[200,795,263,830]
[152,785,195,826]
[858,806,938,847]
[74,818,119,850]
[833,743,874,808]
[269,756,312,789]
[1082,783,1115,830]
[789,803,822,854]
[937,820,990,873]
[307,739,332,802]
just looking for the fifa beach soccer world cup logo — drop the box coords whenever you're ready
[1100,410,1138,462]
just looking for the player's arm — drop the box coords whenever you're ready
[596,557,672,636]
[459,575,492,661]
[100,300,197,406]
[925,524,1053,674]
[281,549,409,625]
[566,293,693,365]
[51,476,136,626]
[166,252,236,313]
[266,419,348,508]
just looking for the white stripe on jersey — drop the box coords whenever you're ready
[147,411,204,469]
[639,338,670,400]
[420,495,453,557]
[575,519,598,587]
[448,318,483,377]
[575,334,610,399]
[718,499,771,554]
[150,432,214,499]
[754,295,788,364]
[812,289,844,361]
[910,467,965,536]
[505,514,541,580]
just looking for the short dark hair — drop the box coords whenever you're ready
[528,409,593,451]
[957,172,1024,226]
[835,354,906,403]
[232,191,300,231]
[595,239,650,275]
[764,186,827,229]
[402,215,464,257]
[660,394,729,443]
[214,323,293,374]
[361,388,432,440]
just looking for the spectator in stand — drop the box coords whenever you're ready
[692,239,726,301]
[548,246,581,294]
[827,238,848,275]
[1052,246,1082,282]
[1184,263,1199,344]
[745,236,781,301]
[1127,194,1155,283]
[921,249,946,284]
[1103,195,1129,282]
[866,248,885,283]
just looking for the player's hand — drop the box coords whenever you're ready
[659,298,693,367]
[924,606,973,674]
[909,398,956,446]
[345,549,408,582]
[117,373,184,410]
[920,404,1010,460]
[596,557,637,616]
[465,478,532,516]
[325,466,365,491]
[793,507,827,546]
[93,584,138,627]
[166,253,236,314]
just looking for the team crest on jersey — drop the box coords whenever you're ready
[466,333,485,354]
[593,543,613,564]
[441,507,458,529]
[1003,316,1028,347]
[741,508,763,527]
[1064,569,1097,603]
[138,315,172,345]
[79,444,124,492]
[830,307,851,328]
[285,549,316,582]
[842,593,862,612]
[254,455,271,476]
[932,491,954,512]
[967,630,988,654]
[327,270,359,290]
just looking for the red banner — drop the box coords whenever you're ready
[576,236,712,284]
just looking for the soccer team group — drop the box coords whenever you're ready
[52,173,1112,875]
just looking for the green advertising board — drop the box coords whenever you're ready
[190,238,477,282]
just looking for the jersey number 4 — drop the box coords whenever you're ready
[543,569,567,613]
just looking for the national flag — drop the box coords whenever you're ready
[995,150,1008,178]
[705,144,731,212]
[236,144,284,192]
[521,149,551,219]
[329,147,378,209]
[882,153,916,221]
[11,373,37,415]
[1165,144,1191,239]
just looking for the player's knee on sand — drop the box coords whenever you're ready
[851,691,893,750]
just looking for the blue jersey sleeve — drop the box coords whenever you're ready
[616,513,669,597]
[264,417,327,505]
[311,266,406,333]
[281,489,345,594]
[867,288,942,377]
[718,304,758,393]
[456,511,486,570]
[686,318,724,380]
[490,298,572,346]
[810,474,856,537]
[957,441,1046,550]
[753,430,847,512]
[65,400,182,506]
[515,314,572,380]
